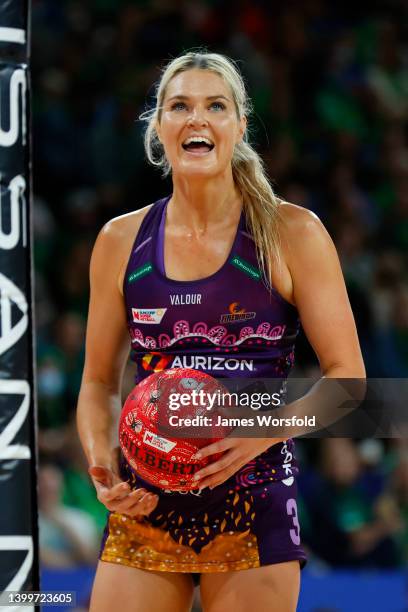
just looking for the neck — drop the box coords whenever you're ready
[168,170,242,230]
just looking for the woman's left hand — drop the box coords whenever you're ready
[191,436,286,489]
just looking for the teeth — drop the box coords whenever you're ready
[183,136,214,146]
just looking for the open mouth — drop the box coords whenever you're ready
[182,136,215,154]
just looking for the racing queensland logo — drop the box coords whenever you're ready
[132,308,167,324]
[220,302,256,324]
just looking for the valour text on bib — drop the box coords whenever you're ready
[170,294,202,305]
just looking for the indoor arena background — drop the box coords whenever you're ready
[32,1,408,610]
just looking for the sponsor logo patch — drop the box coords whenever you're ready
[141,352,173,372]
[171,354,254,372]
[132,308,167,324]
[220,302,256,324]
[230,255,261,281]
[143,430,176,453]
[127,262,153,284]
[141,352,255,372]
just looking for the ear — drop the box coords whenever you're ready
[236,115,247,144]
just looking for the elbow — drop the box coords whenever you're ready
[322,360,367,401]
[355,357,367,380]
[80,374,121,396]
[353,363,366,380]
[322,355,366,380]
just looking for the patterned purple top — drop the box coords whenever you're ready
[122,196,301,481]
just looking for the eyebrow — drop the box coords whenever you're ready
[167,94,230,102]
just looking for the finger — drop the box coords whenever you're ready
[119,493,159,516]
[99,488,128,506]
[112,488,156,510]
[100,481,131,503]
[144,496,160,514]
[108,493,144,514]
[195,470,234,489]
[117,489,148,503]
[192,451,238,482]
[112,491,155,514]
[135,492,159,511]
[137,492,158,506]
[198,463,242,490]
[126,502,154,519]
[137,494,159,515]
[128,489,152,504]
[191,438,234,461]
[111,487,148,506]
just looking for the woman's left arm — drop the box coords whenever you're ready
[281,203,365,379]
[192,204,366,489]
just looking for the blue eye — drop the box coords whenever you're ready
[170,102,187,111]
[210,101,226,111]
[169,100,226,112]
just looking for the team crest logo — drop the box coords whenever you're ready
[220,302,256,324]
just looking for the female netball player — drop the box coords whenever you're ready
[77,52,365,612]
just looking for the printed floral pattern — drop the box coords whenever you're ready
[128,320,287,349]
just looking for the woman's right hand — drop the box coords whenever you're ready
[88,465,159,519]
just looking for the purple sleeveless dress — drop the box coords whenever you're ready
[99,196,307,576]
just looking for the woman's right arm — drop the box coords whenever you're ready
[77,217,158,517]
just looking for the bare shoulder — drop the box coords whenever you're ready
[277,200,335,265]
[99,203,154,244]
[91,203,154,293]
[278,200,324,235]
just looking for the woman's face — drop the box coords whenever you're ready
[156,69,246,179]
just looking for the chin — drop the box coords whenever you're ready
[175,160,227,179]
[176,168,219,179]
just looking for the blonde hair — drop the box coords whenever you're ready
[140,51,282,286]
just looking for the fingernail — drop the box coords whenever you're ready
[193,453,201,460]
[193,474,200,481]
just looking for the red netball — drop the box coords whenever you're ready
[119,368,230,491]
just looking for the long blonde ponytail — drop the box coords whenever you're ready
[140,51,283,286]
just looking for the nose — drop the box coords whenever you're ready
[186,106,208,127]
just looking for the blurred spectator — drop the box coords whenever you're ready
[387,452,408,562]
[299,439,401,567]
[367,21,408,122]
[38,312,86,428]
[39,464,99,568]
